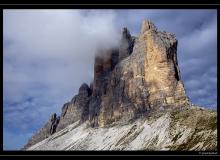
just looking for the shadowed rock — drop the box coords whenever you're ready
[56,83,92,131]
[119,27,135,61]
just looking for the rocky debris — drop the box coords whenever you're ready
[26,107,217,151]
[25,20,200,149]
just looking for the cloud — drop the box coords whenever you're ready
[3,9,120,110]
[3,9,217,150]
[3,9,120,150]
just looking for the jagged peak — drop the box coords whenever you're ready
[79,83,89,90]
[122,27,132,40]
[141,19,157,34]
[119,27,135,61]
[78,83,91,95]
[50,113,57,122]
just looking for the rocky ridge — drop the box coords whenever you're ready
[23,20,216,151]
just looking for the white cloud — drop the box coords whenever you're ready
[3,9,120,150]
[3,9,120,106]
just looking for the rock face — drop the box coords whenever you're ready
[56,83,92,132]
[89,47,119,127]
[119,27,135,61]
[140,20,189,107]
[24,20,215,151]
[96,20,189,127]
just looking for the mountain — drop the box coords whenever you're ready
[23,20,217,151]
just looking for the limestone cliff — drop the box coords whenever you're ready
[24,20,216,151]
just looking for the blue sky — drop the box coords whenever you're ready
[3,9,217,150]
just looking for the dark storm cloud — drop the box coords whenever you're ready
[3,9,217,150]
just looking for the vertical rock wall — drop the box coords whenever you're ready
[24,20,190,148]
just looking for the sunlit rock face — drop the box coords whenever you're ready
[24,20,215,151]
[97,20,189,126]
[140,20,189,107]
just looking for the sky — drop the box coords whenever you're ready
[3,9,217,150]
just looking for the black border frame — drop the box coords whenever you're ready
[0,3,219,157]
